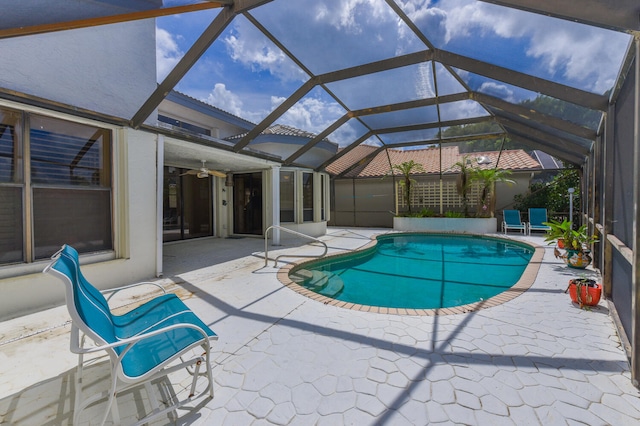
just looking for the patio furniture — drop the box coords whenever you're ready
[528,208,552,235]
[502,210,527,234]
[43,244,218,426]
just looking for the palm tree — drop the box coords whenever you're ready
[452,156,474,217]
[390,160,425,214]
[471,168,515,217]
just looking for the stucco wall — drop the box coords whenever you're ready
[495,175,532,212]
[0,21,157,122]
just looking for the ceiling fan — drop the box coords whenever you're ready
[180,160,227,179]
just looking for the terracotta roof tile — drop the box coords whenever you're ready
[327,146,541,178]
[325,145,379,175]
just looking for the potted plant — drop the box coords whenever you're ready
[543,220,599,269]
[565,277,602,308]
[543,218,571,249]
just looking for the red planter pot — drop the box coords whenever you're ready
[568,279,601,307]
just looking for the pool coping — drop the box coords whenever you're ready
[276,232,545,315]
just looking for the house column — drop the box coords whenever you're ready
[156,134,164,278]
[271,165,281,245]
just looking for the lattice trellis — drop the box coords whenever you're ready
[397,180,482,210]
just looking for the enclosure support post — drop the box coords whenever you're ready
[631,36,640,387]
[602,127,614,297]
[439,144,443,215]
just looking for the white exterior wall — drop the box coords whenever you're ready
[121,129,160,276]
[0,15,159,320]
[0,21,157,122]
[0,120,160,321]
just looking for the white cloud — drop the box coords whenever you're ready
[441,100,488,120]
[204,83,246,118]
[223,18,308,82]
[402,0,630,94]
[275,95,345,136]
[414,62,435,99]
[315,0,391,34]
[479,82,516,103]
[156,27,183,82]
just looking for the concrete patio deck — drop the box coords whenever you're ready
[1,227,639,425]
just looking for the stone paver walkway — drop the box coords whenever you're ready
[1,228,639,425]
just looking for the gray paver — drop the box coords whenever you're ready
[356,393,387,417]
[480,394,510,416]
[0,230,639,426]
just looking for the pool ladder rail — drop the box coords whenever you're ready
[264,225,328,267]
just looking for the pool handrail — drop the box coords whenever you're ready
[264,225,328,268]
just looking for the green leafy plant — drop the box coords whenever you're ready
[542,219,573,246]
[444,211,465,218]
[389,160,425,215]
[543,219,598,252]
[470,168,515,218]
[416,208,436,217]
[452,155,474,217]
[514,167,580,221]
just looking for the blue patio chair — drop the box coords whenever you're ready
[528,208,552,235]
[502,210,526,234]
[44,244,218,426]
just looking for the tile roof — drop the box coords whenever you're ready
[324,144,380,176]
[327,146,541,178]
[226,123,331,142]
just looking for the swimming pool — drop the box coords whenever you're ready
[286,233,539,313]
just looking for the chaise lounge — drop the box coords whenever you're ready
[502,209,527,235]
[527,208,552,235]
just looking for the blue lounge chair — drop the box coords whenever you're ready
[44,244,218,426]
[502,210,527,234]
[528,208,551,235]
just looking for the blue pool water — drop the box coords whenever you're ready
[292,233,534,309]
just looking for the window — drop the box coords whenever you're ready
[0,109,23,264]
[280,171,295,222]
[278,170,329,224]
[302,172,314,222]
[0,107,112,265]
[158,114,211,136]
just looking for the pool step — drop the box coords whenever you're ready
[290,269,344,297]
[319,274,344,297]
[289,269,314,284]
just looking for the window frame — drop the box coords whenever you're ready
[279,170,296,223]
[0,105,114,266]
[278,169,329,225]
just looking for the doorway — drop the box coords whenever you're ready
[163,166,213,242]
[233,172,263,235]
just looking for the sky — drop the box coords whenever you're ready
[156,0,631,147]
